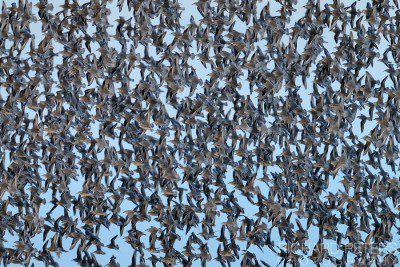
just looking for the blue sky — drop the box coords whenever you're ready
[1,0,398,266]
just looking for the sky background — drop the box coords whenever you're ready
[1,0,397,266]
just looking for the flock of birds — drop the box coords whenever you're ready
[1,0,400,266]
